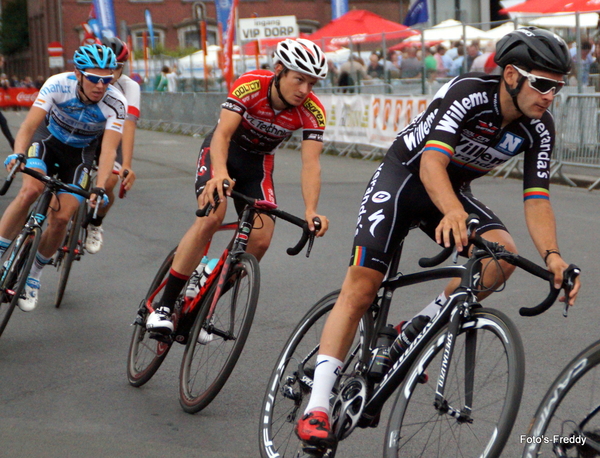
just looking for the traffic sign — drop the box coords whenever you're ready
[47,41,64,57]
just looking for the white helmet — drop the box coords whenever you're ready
[273,38,328,79]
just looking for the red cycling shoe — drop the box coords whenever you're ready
[295,410,336,449]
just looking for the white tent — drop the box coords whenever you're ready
[405,19,491,43]
[486,22,517,41]
[527,12,599,28]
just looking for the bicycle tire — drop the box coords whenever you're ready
[54,203,85,308]
[0,227,42,337]
[522,339,600,458]
[126,248,176,387]
[258,290,374,458]
[179,252,260,414]
[385,307,525,458]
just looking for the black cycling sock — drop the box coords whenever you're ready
[158,269,190,312]
[90,215,105,226]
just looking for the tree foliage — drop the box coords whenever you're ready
[1,0,29,55]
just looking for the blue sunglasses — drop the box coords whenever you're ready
[81,70,114,85]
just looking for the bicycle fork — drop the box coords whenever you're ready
[433,300,475,424]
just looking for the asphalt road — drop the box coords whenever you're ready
[0,117,598,457]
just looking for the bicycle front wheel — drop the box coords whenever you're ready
[54,204,84,308]
[0,227,41,337]
[126,248,175,387]
[258,290,373,458]
[385,307,525,458]
[523,339,600,458]
[179,252,260,414]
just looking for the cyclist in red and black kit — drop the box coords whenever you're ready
[296,27,582,450]
[147,38,330,333]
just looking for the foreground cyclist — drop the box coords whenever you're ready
[85,37,140,254]
[146,38,330,333]
[0,44,126,311]
[296,27,582,449]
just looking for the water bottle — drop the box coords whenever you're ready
[198,258,219,288]
[368,324,398,382]
[389,315,431,363]
[185,256,209,299]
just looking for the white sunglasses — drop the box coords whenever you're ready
[513,65,565,95]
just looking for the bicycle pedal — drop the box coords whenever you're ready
[300,445,328,457]
[149,332,173,344]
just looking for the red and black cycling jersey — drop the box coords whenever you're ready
[391,73,554,201]
[222,70,326,154]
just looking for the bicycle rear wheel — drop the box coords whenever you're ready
[523,339,600,458]
[54,203,85,308]
[0,228,42,337]
[179,252,259,414]
[385,307,525,458]
[258,290,373,458]
[126,248,175,387]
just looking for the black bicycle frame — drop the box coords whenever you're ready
[360,252,489,422]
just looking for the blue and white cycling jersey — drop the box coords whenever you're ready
[33,72,127,148]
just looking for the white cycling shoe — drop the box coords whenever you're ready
[18,278,40,312]
[85,224,104,254]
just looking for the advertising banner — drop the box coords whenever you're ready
[92,0,118,38]
[0,88,39,108]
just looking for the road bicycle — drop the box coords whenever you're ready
[126,184,320,414]
[0,154,102,337]
[522,331,600,457]
[259,215,580,458]
[52,168,128,308]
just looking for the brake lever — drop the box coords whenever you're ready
[561,264,581,317]
[305,217,321,258]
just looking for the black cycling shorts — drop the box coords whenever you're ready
[351,155,506,274]
[195,132,276,216]
[27,123,96,202]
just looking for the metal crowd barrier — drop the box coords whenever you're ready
[140,92,600,191]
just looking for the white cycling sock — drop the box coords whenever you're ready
[29,252,51,281]
[418,291,447,320]
[304,354,343,415]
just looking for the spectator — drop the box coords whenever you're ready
[434,45,451,77]
[0,74,9,89]
[325,59,339,87]
[21,76,34,88]
[400,46,422,79]
[470,41,499,75]
[446,40,462,60]
[448,45,465,77]
[154,65,169,92]
[167,65,179,92]
[465,41,481,72]
[366,51,384,79]
[424,46,438,81]
[9,75,21,87]
[384,49,401,78]
[337,54,370,92]
[571,40,593,85]
[34,75,45,90]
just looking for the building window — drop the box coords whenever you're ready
[178,24,218,50]
[131,29,165,50]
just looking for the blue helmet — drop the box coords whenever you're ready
[73,44,117,70]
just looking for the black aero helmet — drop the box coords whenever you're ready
[494,27,572,75]
[101,36,130,63]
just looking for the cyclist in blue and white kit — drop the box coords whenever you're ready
[296,27,582,449]
[84,36,141,254]
[0,44,127,311]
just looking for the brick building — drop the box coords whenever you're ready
[15,0,500,81]
[21,0,415,80]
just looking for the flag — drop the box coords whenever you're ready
[403,0,429,27]
[215,0,234,36]
[331,0,348,20]
[222,0,239,91]
[92,0,117,38]
[145,9,155,49]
